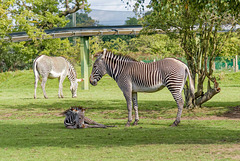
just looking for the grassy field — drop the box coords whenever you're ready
[0,69,240,161]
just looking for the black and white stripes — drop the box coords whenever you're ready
[67,61,77,82]
[90,50,195,126]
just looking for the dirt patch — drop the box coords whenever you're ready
[222,105,240,119]
[210,145,240,160]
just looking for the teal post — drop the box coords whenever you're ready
[80,36,90,90]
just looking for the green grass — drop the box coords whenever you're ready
[0,69,240,160]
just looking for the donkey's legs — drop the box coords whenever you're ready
[123,90,133,127]
[58,76,66,98]
[132,92,139,125]
[41,77,48,99]
[34,75,39,99]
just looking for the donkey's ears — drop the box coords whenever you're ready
[77,78,84,82]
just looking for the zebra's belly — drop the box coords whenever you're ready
[48,70,62,78]
[132,83,165,93]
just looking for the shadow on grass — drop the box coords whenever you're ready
[1,99,178,111]
[1,98,240,120]
[0,122,239,149]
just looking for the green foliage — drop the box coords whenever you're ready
[89,34,183,60]
[221,33,240,57]
[125,17,139,25]
[133,0,240,106]
[101,35,136,43]
[129,34,183,57]
[0,38,80,72]
[0,0,91,72]
[66,12,99,27]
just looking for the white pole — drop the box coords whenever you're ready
[236,55,238,72]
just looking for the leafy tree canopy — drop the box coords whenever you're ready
[125,17,139,25]
[66,12,99,27]
[0,0,90,72]
[125,0,240,107]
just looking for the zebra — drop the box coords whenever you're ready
[89,49,195,127]
[33,55,83,99]
[63,106,113,128]
[64,107,84,129]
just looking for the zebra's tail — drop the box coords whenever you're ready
[186,67,195,100]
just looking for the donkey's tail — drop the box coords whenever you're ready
[33,56,41,82]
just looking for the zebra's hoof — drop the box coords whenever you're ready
[125,122,131,127]
[133,120,139,126]
[170,120,180,127]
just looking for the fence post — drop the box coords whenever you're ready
[80,36,90,90]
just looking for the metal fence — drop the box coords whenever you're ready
[142,56,240,72]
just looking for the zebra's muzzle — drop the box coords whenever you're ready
[89,76,97,86]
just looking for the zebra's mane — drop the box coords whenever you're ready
[62,106,85,116]
[62,57,77,79]
[95,50,137,62]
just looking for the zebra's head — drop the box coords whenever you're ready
[70,79,83,98]
[90,49,107,86]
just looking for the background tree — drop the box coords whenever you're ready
[0,0,90,72]
[127,0,240,107]
[125,17,139,25]
[66,12,99,27]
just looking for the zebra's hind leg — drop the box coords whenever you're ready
[41,77,48,99]
[132,92,139,126]
[34,75,39,99]
[171,95,184,127]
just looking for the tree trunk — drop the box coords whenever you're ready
[184,57,221,108]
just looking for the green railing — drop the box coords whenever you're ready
[142,56,240,72]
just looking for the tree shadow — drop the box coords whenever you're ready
[0,99,177,111]
[0,122,239,149]
[222,105,240,119]
[1,99,240,119]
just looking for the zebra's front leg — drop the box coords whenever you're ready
[123,91,133,127]
[171,95,184,127]
[132,92,139,126]
[58,77,64,98]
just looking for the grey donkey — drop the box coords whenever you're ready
[33,55,83,99]
[89,49,195,127]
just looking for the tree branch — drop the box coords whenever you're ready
[60,0,85,17]
[195,79,221,106]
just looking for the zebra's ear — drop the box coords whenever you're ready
[77,78,84,82]
[102,48,107,58]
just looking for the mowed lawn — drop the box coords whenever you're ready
[0,69,240,161]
